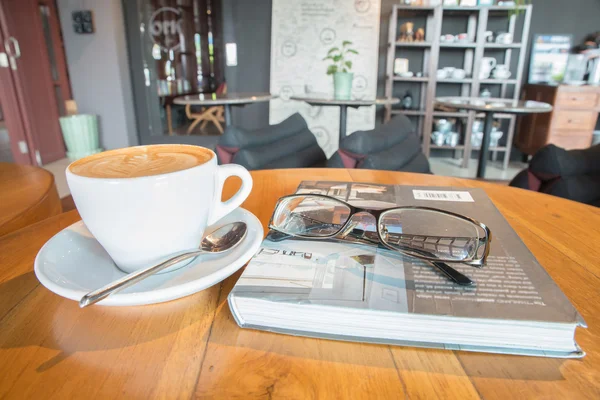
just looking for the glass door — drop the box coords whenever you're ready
[0,0,71,165]
[0,26,32,165]
[125,0,225,144]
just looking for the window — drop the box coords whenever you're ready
[129,0,224,137]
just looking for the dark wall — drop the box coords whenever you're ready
[221,0,273,131]
[221,0,600,129]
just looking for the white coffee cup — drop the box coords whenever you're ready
[479,57,497,79]
[482,57,497,69]
[452,69,467,79]
[66,144,252,273]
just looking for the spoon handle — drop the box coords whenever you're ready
[79,250,203,308]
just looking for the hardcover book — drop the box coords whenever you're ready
[228,181,585,357]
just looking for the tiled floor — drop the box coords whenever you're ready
[429,157,525,181]
[42,157,72,198]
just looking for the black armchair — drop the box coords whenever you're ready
[327,114,431,173]
[216,113,326,170]
[510,144,600,207]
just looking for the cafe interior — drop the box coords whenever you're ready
[0,0,600,398]
[1,0,599,197]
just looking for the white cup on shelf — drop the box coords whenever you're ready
[479,57,497,79]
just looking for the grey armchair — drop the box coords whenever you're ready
[216,113,326,170]
[327,114,430,173]
[510,144,600,207]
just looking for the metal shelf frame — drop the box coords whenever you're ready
[384,4,532,170]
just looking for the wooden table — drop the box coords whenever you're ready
[174,93,277,128]
[1,169,599,399]
[435,97,553,178]
[0,162,61,237]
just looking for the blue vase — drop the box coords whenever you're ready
[334,72,353,100]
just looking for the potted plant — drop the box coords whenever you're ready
[323,41,359,100]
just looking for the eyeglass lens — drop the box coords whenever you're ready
[379,209,480,262]
[272,195,482,262]
[271,196,351,237]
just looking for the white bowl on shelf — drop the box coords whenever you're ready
[492,70,511,79]
[446,132,460,147]
[452,69,467,79]
[471,131,483,147]
[431,131,447,147]
[470,131,504,148]
[490,131,504,147]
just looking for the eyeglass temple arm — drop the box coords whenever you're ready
[344,229,474,286]
[266,227,473,286]
[268,214,474,286]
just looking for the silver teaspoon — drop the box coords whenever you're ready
[79,222,248,308]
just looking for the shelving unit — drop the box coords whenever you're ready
[430,145,466,149]
[440,42,477,48]
[438,78,474,83]
[392,76,430,82]
[384,3,532,170]
[395,42,433,47]
[392,110,425,116]
[484,43,522,49]
[479,79,518,84]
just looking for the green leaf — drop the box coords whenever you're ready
[345,61,352,69]
[326,65,338,75]
[342,40,352,47]
[327,47,339,55]
[346,49,359,55]
[322,55,334,61]
[332,55,342,62]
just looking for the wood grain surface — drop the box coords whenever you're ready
[0,169,599,399]
[0,162,61,237]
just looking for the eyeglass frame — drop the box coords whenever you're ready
[268,194,492,266]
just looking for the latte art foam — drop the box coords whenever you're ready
[69,145,212,178]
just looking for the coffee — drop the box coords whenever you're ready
[69,144,213,178]
[66,144,252,273]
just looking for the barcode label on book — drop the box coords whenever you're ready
[413,190,474,202]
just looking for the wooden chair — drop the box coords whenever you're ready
[185,83,227,135]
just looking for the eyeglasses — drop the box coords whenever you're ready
[269,194,491,267]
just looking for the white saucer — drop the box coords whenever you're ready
[34,208,263,306]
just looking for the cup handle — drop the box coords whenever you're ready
[208,164,253,226]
